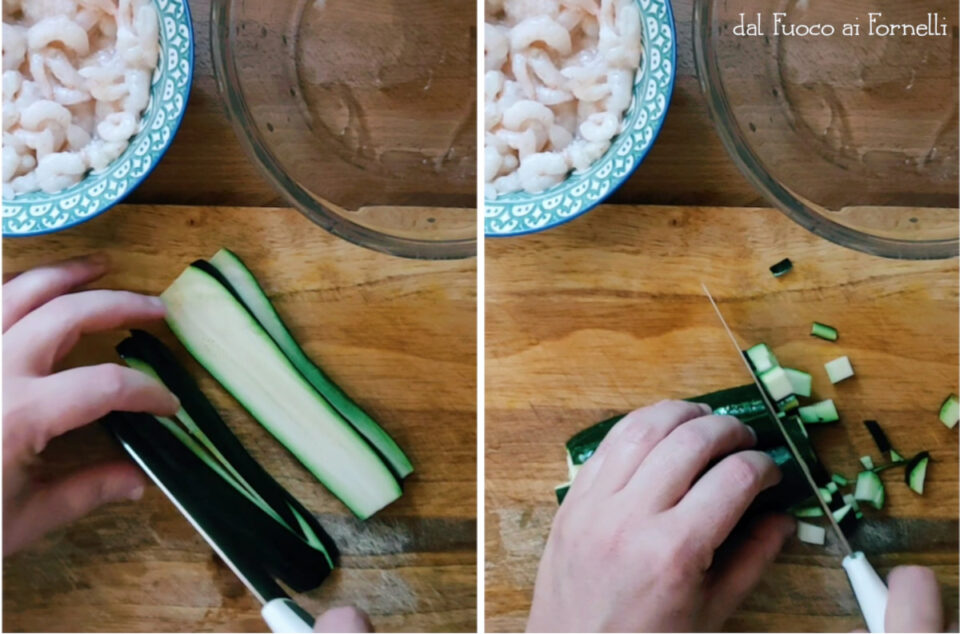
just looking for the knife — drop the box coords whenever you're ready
[117,436,317,634]
[702,283,889,633]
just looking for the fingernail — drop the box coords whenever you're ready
[149,296,167,311]
[698,402,713,415]
[170,394,181,411]
[127,486,145,501]
[745,424,758,443]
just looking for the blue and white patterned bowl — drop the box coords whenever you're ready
[485,0,676,237]
[2,0,194,237]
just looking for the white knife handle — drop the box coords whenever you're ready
[842,551,889,633]
[262,598,315,633]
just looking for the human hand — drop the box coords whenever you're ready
[881,566,952,633]
[527,400,793,632]
[3,254,180,555]
[314,606,373,632]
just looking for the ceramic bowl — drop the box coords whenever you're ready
[484,0,677,237]
[2,0,194,237]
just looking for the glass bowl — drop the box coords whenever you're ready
[694,0,958,259]
[211,0,476,259]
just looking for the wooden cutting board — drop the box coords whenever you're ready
[486,204,958,632]
[2,204,477,633]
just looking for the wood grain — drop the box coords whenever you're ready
[485,204,959,632]
[126,0,763,209]
[2,204,477,633]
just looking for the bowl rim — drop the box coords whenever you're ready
[484,0,678,238]
[2,0,196,238]
[692,0,958,261]
[209,0,476,261]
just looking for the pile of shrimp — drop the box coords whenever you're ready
[2,0,159,197]
[485,0,641,198]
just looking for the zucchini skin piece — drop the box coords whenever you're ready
[811,322,838,342]
[206,250,413,481]
[118,331,338,559]
[769,258,793,277]
[163,265,401,519]
[106,412,334,592]
[863,420,891,454]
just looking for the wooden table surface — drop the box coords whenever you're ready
[2,205,477,632]
[126,0,760,209]
[485,204,959,632]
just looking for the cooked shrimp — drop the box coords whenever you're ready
[3,0,160,196]
[484,0,641,196]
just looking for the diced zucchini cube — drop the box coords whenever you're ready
[746,344,779,374]
[825,356,854,384]
[759,366,794,401]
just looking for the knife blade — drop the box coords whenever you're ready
[700,282,850,552]
[117,437,316,633]
[701,283,890,632]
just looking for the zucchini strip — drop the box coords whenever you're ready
[162,264,401,519]
[208,249,413,480]
[107,411,334,591]
[117,331,337,563]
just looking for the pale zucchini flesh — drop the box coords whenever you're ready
[162,265,401,520]
[208,249,413,479]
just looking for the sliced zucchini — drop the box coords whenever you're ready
[831,473,849,487]
[939,394,959,429]
[797,521,825,545]
[117,332,337,567]
[818,487,833,505]
[889,449,904,463]
[162,264,401,520]
[798,399,839,423]
[759,366,794,402]
[860,455,875,470]
[108,410,336,592]
[826,481,839,494]
[905,452,930,495]
[811,322,838,342]
[769,258,793,277]
[825,356,854,384]
[854,471,885,510]
[784,368,812,398]
[777,395,800,412]
[208,249,413,480]
[555,483,570,505]
[863,420,891,453]
[790,504,825,518]
[746,343,779,374]
[842,492,859,511]
[833,503,858,534]
[565,451,582,482]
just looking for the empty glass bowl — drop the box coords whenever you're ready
[211,0,476,259]
[695,0,958,259]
